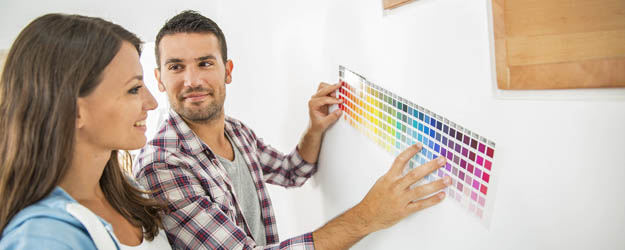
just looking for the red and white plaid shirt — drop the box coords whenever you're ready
[134,110,316,250]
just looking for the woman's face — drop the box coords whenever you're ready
[76,41,157,151]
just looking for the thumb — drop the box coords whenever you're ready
[320,109,342,128]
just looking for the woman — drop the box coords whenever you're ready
[0,14,172,249]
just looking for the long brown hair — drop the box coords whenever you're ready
[0,14,165,240]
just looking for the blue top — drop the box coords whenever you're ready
[0,187,117,249]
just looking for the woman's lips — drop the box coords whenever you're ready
[134,120,147,132]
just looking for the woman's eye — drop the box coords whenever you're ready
[128,86,142,94]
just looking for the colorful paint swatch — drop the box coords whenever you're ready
[336,66,497,226]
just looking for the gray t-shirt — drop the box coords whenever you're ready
[215,133,267,245]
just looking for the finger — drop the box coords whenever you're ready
[388,144,423,177]
[313,82,342,98]
[318,109,343,128]
[310,96,343,109]
[397,156,446,190]
[406,191,446,213]
[317,82,331,91]
[407,177,451,201]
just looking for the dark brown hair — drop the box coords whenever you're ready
[0,13,165,240]
[155,10,228,68]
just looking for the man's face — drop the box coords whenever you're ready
[155,32,233,123]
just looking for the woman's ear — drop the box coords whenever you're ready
[76,99,86,129]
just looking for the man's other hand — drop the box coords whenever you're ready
[307,82,343,135]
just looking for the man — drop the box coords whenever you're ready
[135,10,451,250]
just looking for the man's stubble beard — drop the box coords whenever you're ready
[172,88,226,124]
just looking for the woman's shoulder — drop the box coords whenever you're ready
[0,188,97,249]
[0,215,96,249]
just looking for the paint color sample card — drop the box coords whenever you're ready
[337,65,498,227]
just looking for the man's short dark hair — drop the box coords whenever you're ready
[155,10,228,68]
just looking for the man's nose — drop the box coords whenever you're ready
[183,67,201,88]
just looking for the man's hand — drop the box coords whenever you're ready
[312,144,451,250]
[307,82,343,135]
[297,82,343,163]
[352,143,450,233]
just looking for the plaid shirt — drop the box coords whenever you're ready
[134,110,316,250]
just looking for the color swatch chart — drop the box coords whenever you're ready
[336,65,497,226]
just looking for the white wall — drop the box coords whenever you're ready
[315,0,625,249]
[2,0,624,249]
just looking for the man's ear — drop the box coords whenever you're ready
[225,59,234,84]
[155,68,166,92]
[76,99,86,129]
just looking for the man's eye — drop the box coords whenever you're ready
[168,64,182,71]
[199,61,213,67]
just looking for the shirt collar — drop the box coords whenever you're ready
[167,109,211,156]
[167,109,241,156]
[53,187,115,232]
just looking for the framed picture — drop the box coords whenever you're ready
[383,0,414,9]
[492,0,625,89]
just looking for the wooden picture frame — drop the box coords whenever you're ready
[492,0,625,90]
[383,0,415,10]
